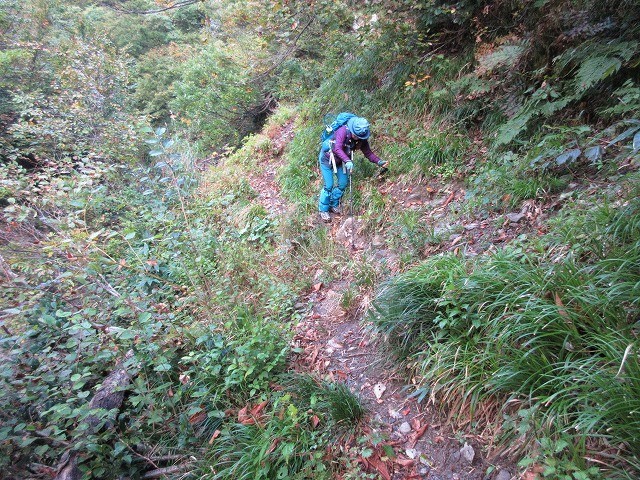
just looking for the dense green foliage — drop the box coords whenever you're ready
[1,0,639,479]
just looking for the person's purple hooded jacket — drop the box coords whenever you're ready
[320,125,382,167]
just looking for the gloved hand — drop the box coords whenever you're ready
[377,160,388,168]
[345,161,354,172]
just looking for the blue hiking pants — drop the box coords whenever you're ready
[318,157,349,212]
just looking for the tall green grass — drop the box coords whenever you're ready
[370,196,640,476]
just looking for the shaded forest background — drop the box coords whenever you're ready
[1,0,639,479]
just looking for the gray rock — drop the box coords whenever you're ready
[506,212,525,223]
[336,217,362,244]
[460,442,475,463]
[388,408,403,420]
[371,235,385,247]
[406,448,419,459]
[495,470,512,480]
[398,421,412,434]
[464,223,478,231]
[418,465,431,475]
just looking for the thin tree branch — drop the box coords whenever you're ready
[252,16,314,81]
[100,0,200,15]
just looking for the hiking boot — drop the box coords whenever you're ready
[319,211,331,222]
[329,206,342,215]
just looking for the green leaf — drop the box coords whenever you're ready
[116,329,136,340]
[155,127,166,136]
[34,444,50,456]
[149,149,164,157]
[114,442,127,456]
[124,232,136,240]
[281,442,295,459]
[555,148,581,165]
[382,444,395,458]
[584,146,603,163]
[88,230,104,241]
[0,427,12,441]
[361,447,374,458]
[633,131,640,151]
[607,126,640,147]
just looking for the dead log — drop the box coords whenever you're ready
[54,451,80,480]
[85,361,132,432]
[141,465,190,479]
[53,351,134,480]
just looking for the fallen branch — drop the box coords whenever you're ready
[100,0,200,14]
[441,191,456,208]
[141,464,191,479]
[54,351,135,480]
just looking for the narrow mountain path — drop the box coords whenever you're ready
[246,121,519,480]
[289,234,493,480]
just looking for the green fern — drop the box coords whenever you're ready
[601,80,640,117]
[573,41,638,95]
[496,39,640,146]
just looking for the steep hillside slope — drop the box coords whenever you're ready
[1,1,638,479]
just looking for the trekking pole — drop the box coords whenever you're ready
[349,170,355,250]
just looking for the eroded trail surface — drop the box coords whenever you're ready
[246,123,522,480]
[290,233,493,480]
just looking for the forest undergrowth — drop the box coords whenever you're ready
[1,1,639,479]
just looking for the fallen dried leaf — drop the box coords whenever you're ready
[373,383,386,399]
[313,282,323,292]
[237,405,253,425]
[555,292,569,319]
[367,453,391,480]
[251,400,269,417]
[208,429,220,444]
[408,424,429,448]
[266,438,281,455]
[335,370,348,380]
[441,191,455,207]
[309,346,319,365]
[395,456,415,467]
[189,410,207,425]
[311,415,320,428]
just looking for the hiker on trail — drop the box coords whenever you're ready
[318,114,387,222]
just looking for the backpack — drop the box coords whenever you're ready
[320,112,356,143]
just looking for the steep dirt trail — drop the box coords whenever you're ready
[289,231,493,480]
[246,122,521,480]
